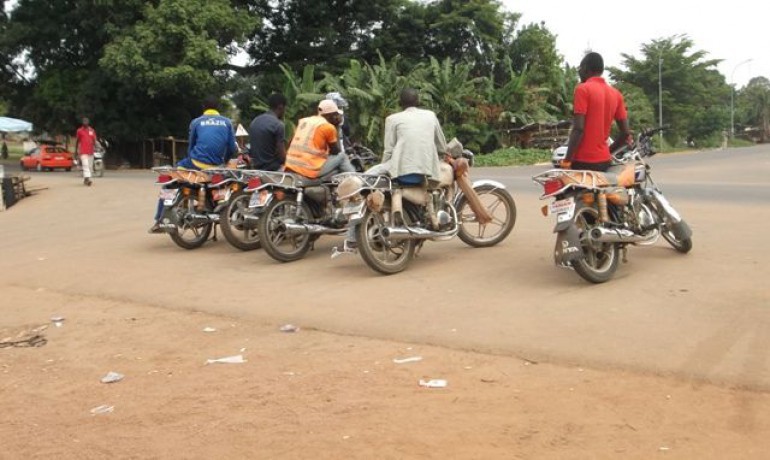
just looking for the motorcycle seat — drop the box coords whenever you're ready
[564,164,635,189]
[296,177,326,187]
[169,170,211,184]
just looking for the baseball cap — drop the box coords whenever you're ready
[318,99,343,115]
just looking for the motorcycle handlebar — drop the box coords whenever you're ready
[640,125,669,139]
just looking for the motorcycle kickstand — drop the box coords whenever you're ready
[621,245,628,263]
[212,223,218,242]
[415,241,425,258]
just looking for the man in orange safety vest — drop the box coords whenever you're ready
[285,99,355,178]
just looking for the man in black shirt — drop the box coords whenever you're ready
[248,93,287,171]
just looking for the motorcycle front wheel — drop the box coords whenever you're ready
[356,209,416,275]
[220,192,261,251]
[168,195,213,250]
[456,185,516,248]
[571,206,620,284]
[258,198,313,262]
[656,210,693,253]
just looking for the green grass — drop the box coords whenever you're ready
[473,148,552,167]
[728,138,755,148]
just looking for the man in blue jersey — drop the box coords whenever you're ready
[149,96,237,233]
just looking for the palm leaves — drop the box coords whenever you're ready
[259,54,556,153]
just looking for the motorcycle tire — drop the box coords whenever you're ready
[258,198,313,262]
[456,185,516,248]
[658,215,693,254]
[571,206,620,284]
[356,208,416,275]
[168,195,213,250]
[220,192,261,251]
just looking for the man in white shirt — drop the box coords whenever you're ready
[367,88,447,181]
[338,88,448,254]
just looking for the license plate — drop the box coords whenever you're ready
[212,188,230,202]
[159,189,178,206]
[55,156,64,160]
[549,197,575,222]
[249,190,271,208]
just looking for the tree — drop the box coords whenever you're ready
[506,22,561,89]
[610,35,730,145]
[2,0,257,148]
[737,77,770,142]
[423,0,509,75]
[241,0,406,74]
[324,55,416,153]
[614,82,656,134]
[1,0,148,135]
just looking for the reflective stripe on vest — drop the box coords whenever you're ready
[286,116,330,178]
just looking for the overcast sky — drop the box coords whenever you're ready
[504,0,765,88]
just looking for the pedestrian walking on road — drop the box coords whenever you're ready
[75,117,98,186]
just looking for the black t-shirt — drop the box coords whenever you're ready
[248,112,285,171]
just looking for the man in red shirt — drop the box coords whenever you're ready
[563,52,631,172]
[75,117,97,186]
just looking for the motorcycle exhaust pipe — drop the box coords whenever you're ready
[242,214,260,229]
[281,222,346,236]
[590,227,650,244]
[187,213,213,226]
[380,226,458,241]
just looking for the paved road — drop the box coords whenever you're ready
[2,146,769,389]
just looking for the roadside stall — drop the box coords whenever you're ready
[1,117,34,211]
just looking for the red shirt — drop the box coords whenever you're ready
[573,77,627,163]
[76,126,97,155]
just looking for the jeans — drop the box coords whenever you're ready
[318,153,355,178]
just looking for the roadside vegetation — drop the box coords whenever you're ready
[1,1,768,162]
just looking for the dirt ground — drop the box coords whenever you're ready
[1,284,768,459]
[1,162,769,458]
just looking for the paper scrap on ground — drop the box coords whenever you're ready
[202,327,217,333]
[419,379,448,388]
[102,371,125,383]
[100,372,124,384]
[279,324,299,333]
[51,316,65,327]
[90,405,114,415]
[393,356,423,364]
[206,355,246,365]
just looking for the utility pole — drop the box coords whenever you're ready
[730,59,753,139]
[658,57,663,148]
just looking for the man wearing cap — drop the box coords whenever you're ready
[284,99,355,178]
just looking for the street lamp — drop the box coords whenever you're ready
[730,58,753,138]
[658,57,663,148]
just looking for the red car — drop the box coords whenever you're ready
[20,144,74,172]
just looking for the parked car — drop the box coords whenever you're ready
[551,137,613,167]
[20,144,74,172]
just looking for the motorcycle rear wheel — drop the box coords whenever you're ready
[457,185,516,248]
[168,195,213,250]
[356,209,416,275]
[571,207,619,284]
[220,192,261,251]
[258,198,313,262]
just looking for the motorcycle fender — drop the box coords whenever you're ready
[453,179,506,209]
[554,224,584,265]
[160,204,180,228]
[650,189,682,223]
[670,220,692,241]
